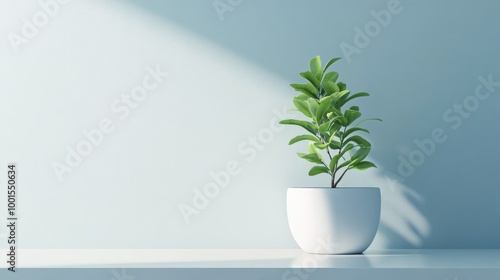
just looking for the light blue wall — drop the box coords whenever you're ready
[1,0,499,250]
[120,0,500,248]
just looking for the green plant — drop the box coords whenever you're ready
[280,56,381,188]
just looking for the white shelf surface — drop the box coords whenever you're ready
[1,249,499,268]
[2,249,500,280]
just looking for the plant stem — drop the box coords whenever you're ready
[318,128,335,187]
[331,171,336,188]
[334,167,350,188]
[331,126,347,188]
[325,147,333,161]
[315,132,333,176]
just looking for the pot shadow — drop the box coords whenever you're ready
[291,251,373,268]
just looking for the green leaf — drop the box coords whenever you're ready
[288,135,319,145]
[308,99,319,116]
[335,130,344,139]
[334,115,349,127]
[329,154,343,170]
[351,161,377,170]
[308,166,330,176]
[341,92,370,106]
[323,57,341,72]
[344,109,362,125]
[329,140,341,149]
[293,98,313,118]
[298,152,323,164]
[323,72,339,83]
[316,95,335,122]
[309,56,321,75]
[327,107,342,118]
[337,82,347,91]
[307,142,324,161]
[355,118,383,127]
[329,143,355,170]
[344,127,370,138]
[328,124,342,142]
[316,69,324,81]
[299,71,320,89]
[350,147,371,164]
[333,90,350,102]
[290,83,318,99]
[337,92,368,108]
[294,93,310,101]
[279,119,318,135]
[313,142,329,149]
[306,142,314,154]
[341,143,356,155]
[319,120,331,134]
[320,115,345,133]
[343,135,371,148]
[307,142,317,154]
[322,81,340,95]
[337,159,353,170]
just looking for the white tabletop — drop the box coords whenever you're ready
[1,249,499,268]
[2,249,499,280]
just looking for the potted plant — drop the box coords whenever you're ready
[280,56,381,254]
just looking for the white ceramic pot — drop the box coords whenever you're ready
[287,187,381,254]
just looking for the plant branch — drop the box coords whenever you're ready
[331,126,347,188]
[325,146,333,161]
[334,166,350,188]
[322,160,332,176]
[316,129,334,178]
